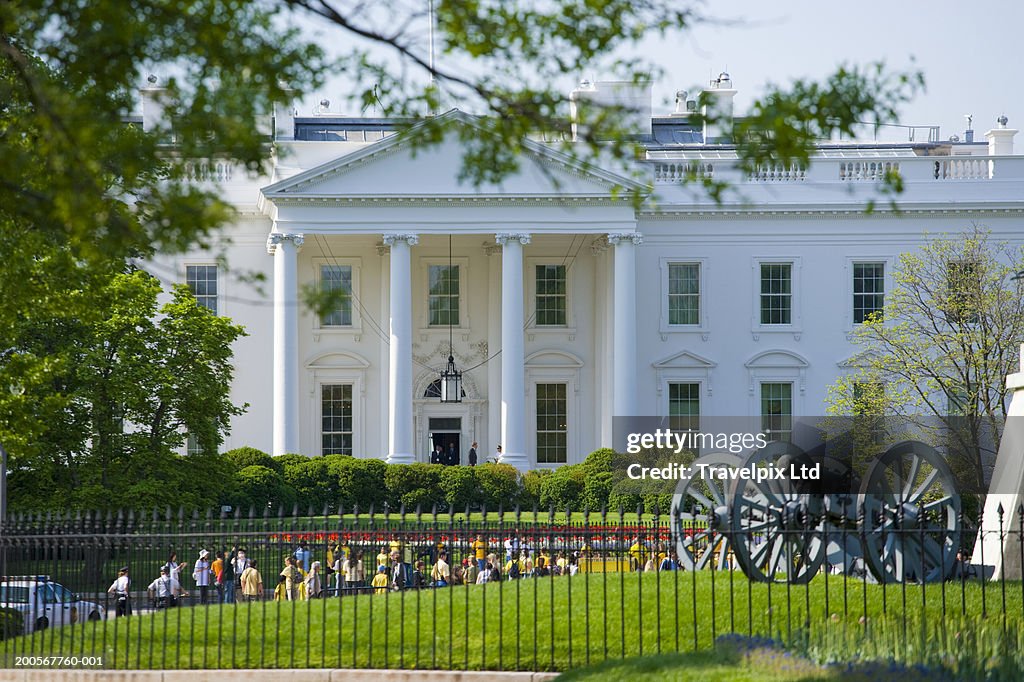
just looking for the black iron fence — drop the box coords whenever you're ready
[0,504,1021,674]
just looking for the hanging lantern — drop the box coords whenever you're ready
[440,354,462,404]
[438,234,463,403]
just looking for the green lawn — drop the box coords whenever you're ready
[2,572,1022,674]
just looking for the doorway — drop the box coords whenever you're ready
[429,417,461,465]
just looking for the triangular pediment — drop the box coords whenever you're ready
[652,350,717,369]
[262,110,644,201]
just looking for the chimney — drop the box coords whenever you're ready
[140,75,166,134]
[985,116,1017,156]
[569,80,652,141]
[702,72,737,144]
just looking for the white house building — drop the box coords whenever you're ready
[146,78,1024,469]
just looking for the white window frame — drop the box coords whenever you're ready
[534,382,569,466]
[183,262,221,315]
[312,257,362,336]
[845,256,893,331]
[526,258,575,332]
[759,381,795,443]
[666,381,702,433]
[659,257,708,334]
[315,379,360,457]
[525,354,581,467]
[751,257,802,334]
[417,256,470,332]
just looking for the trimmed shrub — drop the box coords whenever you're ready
[582,448,616,474]
[232,465,295,511]
[384,463,445,511]
[0,608,24,640]
[642,493,674,516]
[288,457,339,513]
[332,457,388,511]
[608,489,643,515]
[273,453,308,471]
[539,463,586,510]
[224,446,281,474]
[439,466,480,511]
[580,470,613,512]
[475,463,521,510]
[520,469,551,510]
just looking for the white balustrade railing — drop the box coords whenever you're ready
[747,164,806,182]
[184,161,235,183]
[652,162,714,183]
[650,155,1024,186]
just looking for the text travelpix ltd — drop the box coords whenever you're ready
[625,460,821,482]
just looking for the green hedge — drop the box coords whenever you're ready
[0,608,24,640]
[223,447,656,513]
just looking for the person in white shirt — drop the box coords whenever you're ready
[165,552,185,582]
[342,551,365,590]
[147,566,185,608]
[193,549,212,604]
[106,567,131,617]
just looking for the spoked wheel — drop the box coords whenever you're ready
[730,442,827,583]
[819,456,868,577]
[858,441,961,583]
[670,453,744,570]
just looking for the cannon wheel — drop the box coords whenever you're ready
[730,442,827,583]
[670,453,744,570]
[858,441,961,583]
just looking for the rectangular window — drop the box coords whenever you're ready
[186,265,218,314]
[428,265,460,327]
[760,263,792,325]
[946,261,980,324]
[535,265,567,326]
[668,382,700,433]
[320,265,353,327]
[760,382,793,442]
[186,433,203,456]
[536,383,567,464]
[668,263,700,325]
[852,263,885,324]
[321,384,353,456]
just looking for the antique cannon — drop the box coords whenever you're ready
[671,440,962,584]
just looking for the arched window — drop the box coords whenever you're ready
[423,378,465,399]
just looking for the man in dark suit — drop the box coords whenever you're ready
[446,441,458,466]
[431,444,443,465]
[468,441,478,466]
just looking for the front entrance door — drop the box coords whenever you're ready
[429,417,461,465]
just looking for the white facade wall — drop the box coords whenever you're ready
[156,118,1024,468]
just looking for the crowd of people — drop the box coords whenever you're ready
[106,534,683,616]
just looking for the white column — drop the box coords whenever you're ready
[608,232,642,417]
[268,232,304,456]
[384,233,418,464]
[496,232,530,470]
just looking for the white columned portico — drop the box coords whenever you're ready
[608,232,642,417]
[496,232,531,470]
[384,233,418,464]
[267,232,304,456]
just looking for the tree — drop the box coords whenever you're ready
[6,270,246,510]
[827,225,1024,491]
[2,1,923,500]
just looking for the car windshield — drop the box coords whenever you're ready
[50,583,74,603]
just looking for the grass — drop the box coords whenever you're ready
[2,571,1023,675]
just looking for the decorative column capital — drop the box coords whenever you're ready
[382,233,420,247]
[495,232,531,246]
[266,232,305,254]
[607,232,643,246]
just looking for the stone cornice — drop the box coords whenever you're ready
[267,195,623,208]
[640,205,1024,220]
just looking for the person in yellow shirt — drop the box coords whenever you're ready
[471,535,488,573]
[371,565,389,594]
[628,538,646,572]
[376,546,390,570]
